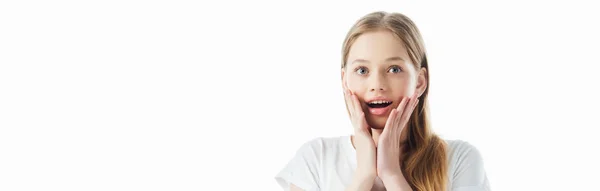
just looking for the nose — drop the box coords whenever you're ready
[368,74,387,92]
[370,87,384,91]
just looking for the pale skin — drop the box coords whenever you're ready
[291,30,428,191]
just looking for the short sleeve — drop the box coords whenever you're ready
[451,141,491,191]
[275,139,322,191]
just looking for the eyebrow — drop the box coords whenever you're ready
[386,57,405,62]
[351,57,405,65]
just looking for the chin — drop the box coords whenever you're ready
[366,115,388,129]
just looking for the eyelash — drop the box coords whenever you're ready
[354,66,403,75]
[388,66,403,73]
[355,67,368,75]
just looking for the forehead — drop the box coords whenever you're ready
[347,30,410,65]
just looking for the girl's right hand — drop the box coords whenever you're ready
[344,88,377,182]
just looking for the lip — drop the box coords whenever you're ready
[365,96,392,103]
[364,96,393,116]
[367,104,392,116]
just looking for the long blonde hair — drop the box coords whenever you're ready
[341,11,448,191]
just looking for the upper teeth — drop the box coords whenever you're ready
[370,100,391,104]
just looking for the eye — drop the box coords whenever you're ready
[388,65,402,73]
[355,67,368,75]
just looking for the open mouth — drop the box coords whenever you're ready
[366,101,393,108]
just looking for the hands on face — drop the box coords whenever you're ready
[343,86,419,183]
[377,92,419,178]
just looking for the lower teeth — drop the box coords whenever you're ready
[369,103,390,108]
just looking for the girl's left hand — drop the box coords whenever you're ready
[376,93,419,180]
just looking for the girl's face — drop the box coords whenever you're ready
[342,30,427,129]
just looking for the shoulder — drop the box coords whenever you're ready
[295,135,349,155]
[444,139,486,170]
[275,135,351,190]
[443,139,491,190]
[444,139,484,160]
[290,135,351,168]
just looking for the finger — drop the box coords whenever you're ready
[351,93,363,120]
[356,111,369,133]
[409,93,419,113]
[381,109,398,138]
[413,98,420,112]
[344,89,355,117]
[409,97,419,116]
[350,93,360,112]
[404,96,417,114]
[409,99,420,119]
[399,96,419,125]
[351,94,369,130]
[399,97,415,121]
[395,96,410,118]
[384,108,397,128]
[398,96,409,110]
[394,96,413,129]
[392,97,408,133]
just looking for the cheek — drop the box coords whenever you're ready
[346,76,366,92]
[346,77,368,106]
[389,78,415,99]
[395,80,413,92]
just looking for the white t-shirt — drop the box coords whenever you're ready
[274,135,491,191]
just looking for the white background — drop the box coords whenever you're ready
[1,0,599,190]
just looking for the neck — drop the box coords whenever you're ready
[371,128,383,147]
[351,127,408,149]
